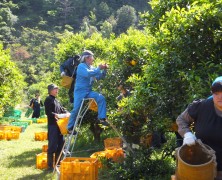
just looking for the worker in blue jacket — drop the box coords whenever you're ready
[67,50,109,133]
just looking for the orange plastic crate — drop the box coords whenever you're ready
[36,152,48,169]
[60,157,98,180]
[35,132,48,141]
[90,148,124,166]
[37,118,47,123]
[105,148,124,162]
[5,131,12,140]
[10,126,22,132]
[11,131,20,139]
[0,125,11,131]
[88,99,98,112]
[42,144,48,152]
[0,130,5,140]
[57,117,69,135]
[104,137,123,150]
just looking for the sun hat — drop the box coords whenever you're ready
[48,84,58,93]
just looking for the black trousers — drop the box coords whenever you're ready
[47,125,64,168]
[32,109,40,118]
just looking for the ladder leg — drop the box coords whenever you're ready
[53,98,94,177]
[69,99,92,154]
[106,119,134,153]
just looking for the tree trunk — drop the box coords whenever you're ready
[89,122,103,142]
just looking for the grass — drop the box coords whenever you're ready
[0,117,117,180]
[0,108,176,180]
[0,122,52,180]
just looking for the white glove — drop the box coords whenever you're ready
[183,132,196,146]
[57,113,70,119]
[61,71,66,77]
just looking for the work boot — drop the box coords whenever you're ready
[67,127,77,135]
[97,119,109,126]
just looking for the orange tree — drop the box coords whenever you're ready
[53,29,150,143]
[137,0,222,128]
[110,0,222,145]
[108,0,222,179]
[0,43,26,117]
[52,0,222,176]
[53,32,113,142]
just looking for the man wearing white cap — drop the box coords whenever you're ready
[67,50,109,133]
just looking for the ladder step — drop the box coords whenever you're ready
[62,149,71,156]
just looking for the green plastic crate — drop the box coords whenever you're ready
[26,118,37,123]
[14,110,22,118]
[25,108,33,118]
[18,119,33,125]
[40,107,45,117]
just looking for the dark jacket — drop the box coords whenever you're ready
[44,95,67,125]
[60,56,80,77]
[188,98,222,171]
[30,98,43,111]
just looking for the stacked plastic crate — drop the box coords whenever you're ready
[60,157,98,180]
[90,137,124,168]
[36,144,53,169]
[0,125,21,140]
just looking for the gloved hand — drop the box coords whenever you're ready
[61,71,66,77]
[183,132,196,146]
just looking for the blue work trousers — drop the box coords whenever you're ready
[67,90,106,130]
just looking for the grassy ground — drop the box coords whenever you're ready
[0,106,176,180]
[0,122,52,180]
[0,119,116,180]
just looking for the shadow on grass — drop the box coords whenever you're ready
[16,170,56,180]
[7,148,41,168]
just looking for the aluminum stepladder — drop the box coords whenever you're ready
[54,98,134,177]
[54,98,96,177]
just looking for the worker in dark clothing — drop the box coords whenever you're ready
[44,84,70,172]
[60,55,81,103]
[29,93,43,118]
[176,76,222,179]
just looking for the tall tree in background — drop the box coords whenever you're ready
[10,27,59,85]
[100,20,113,38]
[115,5,137,35]
[0,1,18,47]
[56,0,74,26]
[96,2,111,23]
